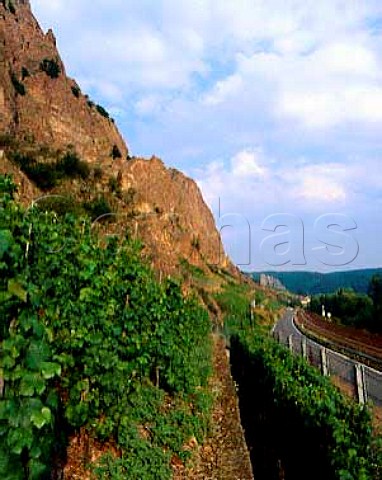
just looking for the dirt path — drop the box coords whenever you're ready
[60,333,254,480]
[173,334,254,480]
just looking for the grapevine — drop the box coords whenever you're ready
[0,175,212,479]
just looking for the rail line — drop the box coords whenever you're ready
[297,311,382,371]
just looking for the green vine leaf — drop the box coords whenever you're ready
[7,279,27,303]
[19,375,35,397]
[30,407,51,429]
[41,362,61,380]
[0,229,13,260]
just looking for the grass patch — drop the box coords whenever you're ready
[10,150,90,189]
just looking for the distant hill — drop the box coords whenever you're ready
[250,269,382,295]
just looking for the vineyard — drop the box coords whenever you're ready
[0,175,213,479]
[2,170,381,480]
[216,285,381,480]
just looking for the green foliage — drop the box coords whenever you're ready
[96,104,110,119]
[310,289,374,329]
[10,72,26,96]
[40,59,61,79]
[179,258,206,280]
[0,182,62,477]
[368,274,382,304]
[309,274,382,332]
[10,151,89,189]
[368,274,382,332]
[56,152,90,179]
[94,447,171,480]
[21,67,30,80]
[0,174,212,478]
[1,0,16,14]
[191,235,200,251]
[10,152,58,189]
[93,386,212,479]
[111,145,122,160]
[0,174,17,198]
[83,196,112,221]
[34,196,83,217]
[0,133,15,148]
[226,317,377,479]
[214,281,252,326]
[108,176,121,195]
[71,85,80,98]
[251,269,382,295]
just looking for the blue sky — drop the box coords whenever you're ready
[30,0,382,272]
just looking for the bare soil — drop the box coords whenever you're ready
[58,334,254,479]
[173,334,254,480]
[297,311,382,361]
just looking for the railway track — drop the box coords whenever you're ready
[296,311,382,371]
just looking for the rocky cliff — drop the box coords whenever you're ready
[0,6,254,479]
[113,156,229,274]
[0,0,127,164]
[0,0,232,277]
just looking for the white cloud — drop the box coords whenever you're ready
[31,0,382,127]
[280,86,382,128]
[79,79,124,104]
[314,43,378,76]
[231,149,268,178]
[299,177,346,202]
[196,151,355,221]
[200,35,382,129]
[31,1,208,97]
[274,40,382,127]
[29,0,382,267]
[202,74,243,106]
[273,31,317,55]
[284,163,348,203]
[135,95,166,116]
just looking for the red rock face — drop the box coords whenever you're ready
[0,0,128,164]
[0,0,233,275]
[116,157,230,273]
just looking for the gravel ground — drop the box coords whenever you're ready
[173,334,254,480]
[59,334,254,480]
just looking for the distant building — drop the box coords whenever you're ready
[300,296,311,308]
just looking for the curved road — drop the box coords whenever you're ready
[273,308,301,339]
[273,309,382,407]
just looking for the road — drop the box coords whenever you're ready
[273,308,382,407]
[272,307,301,339]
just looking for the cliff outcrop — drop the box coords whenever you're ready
[0,0,128,164]
[0,4,253,479]
[0,0,232,276]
